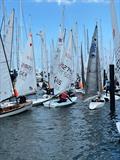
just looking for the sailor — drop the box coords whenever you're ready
[13,88,19,97]
[105,80,110,96]
[58,91,71,103]
[115,79,120,92]
[95,96,101,102]
[10,69,18,85]
[42,81,48,90]
[19,96,26,104]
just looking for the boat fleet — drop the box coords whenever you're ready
[0,0,120,141]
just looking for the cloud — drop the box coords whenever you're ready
[33,0,108,4]
[34,0,76,5]
[80,0,109,3]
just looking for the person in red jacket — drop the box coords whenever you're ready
[58,91,72,103]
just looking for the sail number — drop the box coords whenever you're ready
[59,63,72,75]
[54,76,62,85]
[19,63,33,80]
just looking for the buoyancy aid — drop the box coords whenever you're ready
[60,92,69,100]
[13,88,19,97]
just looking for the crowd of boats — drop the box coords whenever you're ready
[0,0,120,134]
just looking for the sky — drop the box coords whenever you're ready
[0,0,120,70]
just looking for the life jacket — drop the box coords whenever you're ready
[13,88,19,97]
[79,82,83,89]
[60,92,68,100]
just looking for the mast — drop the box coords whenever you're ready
[87,29,89,56]
[10,9,15,70]
[81,43,85,88]
[16,17,20,70]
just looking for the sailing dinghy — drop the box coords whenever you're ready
[89,97,105,110]
[0,33,32,118]
[85,25,105,110]
[44,96,77,108]
[102,93,120,101]
[32,94,52,106]
[43,30,77,108]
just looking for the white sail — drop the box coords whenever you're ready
[86,25,101,95]
[110,0,120,82]
[72,22,79,82]
[39,31,49,82]
[53,25,66,83]
[49,40,55,88]
[0,34,13,102]
[2,9,14,69]
[57,24,65,62]
[16,33,37,95]
[54,30,73,94]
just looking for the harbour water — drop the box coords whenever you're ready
[0,96,120,160]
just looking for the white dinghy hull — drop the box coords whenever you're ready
[75,89,85,94]
[116,122,120,134]
[43,97,77,108]
[103,93,120,101]
[89,100,105,110]
[32,96,52,106]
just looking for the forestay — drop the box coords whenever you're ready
[16,33,37,95]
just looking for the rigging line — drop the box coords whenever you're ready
[0,17,4,34]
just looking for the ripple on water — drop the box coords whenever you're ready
[0,99,120,160]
